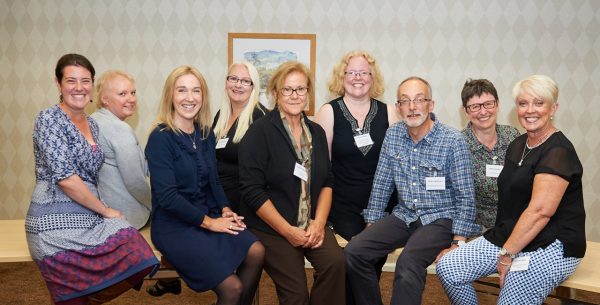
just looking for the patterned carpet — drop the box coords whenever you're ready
[0,262,597,304]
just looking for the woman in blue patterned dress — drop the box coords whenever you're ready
[25,54,159,305]
[145,65,264,305]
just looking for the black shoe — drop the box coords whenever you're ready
[146,279,182,297]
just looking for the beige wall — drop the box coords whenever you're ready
[1,0,599,241]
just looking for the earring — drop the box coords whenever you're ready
[59,94,63,103]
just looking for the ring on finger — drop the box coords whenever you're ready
[229,225,233,230]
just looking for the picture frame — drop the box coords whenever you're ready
[228,33,317,115]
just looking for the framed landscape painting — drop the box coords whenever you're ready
[228,33,316,115]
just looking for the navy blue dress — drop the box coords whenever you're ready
[145,124,257,292]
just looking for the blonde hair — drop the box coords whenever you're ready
[94,70,135,109]
[512,75,559,105]
[213,62,264,143]
[267,61,314,109]
[327,50,385,98]
[155,65,212,138]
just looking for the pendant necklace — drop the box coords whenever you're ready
[518,129,557,166]
[518,146,531,167]
[187,128,197,149]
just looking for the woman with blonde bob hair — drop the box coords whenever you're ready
[437,75,585,304]
[91,70,151,229]
[239,61,345,304]
[145,65,264,305]
[213,61,267,213]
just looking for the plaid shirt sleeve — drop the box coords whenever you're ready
[448,133,480,237]
[363,127,396,223]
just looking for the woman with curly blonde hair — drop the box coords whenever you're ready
[315,51,399,241]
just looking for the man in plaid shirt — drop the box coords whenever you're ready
[345,76,480,305]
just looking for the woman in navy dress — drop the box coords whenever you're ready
[145,65,264,305]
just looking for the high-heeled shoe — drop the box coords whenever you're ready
[146,279,182,296]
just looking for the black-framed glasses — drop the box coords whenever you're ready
[465,100,497,113]
[344,70,372,78]
[226,75,253,86]
[280,87,308,96]
[395,97,431,107]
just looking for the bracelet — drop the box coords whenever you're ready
[498,261,511,266]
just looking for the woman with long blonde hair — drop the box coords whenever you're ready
[145,65,264,305]
[212,61,267,213]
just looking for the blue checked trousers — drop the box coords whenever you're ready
[436,236,581,305]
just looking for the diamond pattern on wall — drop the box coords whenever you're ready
[1,0,599,241]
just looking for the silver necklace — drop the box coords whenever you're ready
[186,128,197,149]
[518,146,532,167]
[518,129,557,166]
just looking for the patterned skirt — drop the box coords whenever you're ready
[26,181,159,302]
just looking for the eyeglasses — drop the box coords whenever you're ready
[395,97,431,107]
[465,100,497,113]
[280,87,308,96]
[344,71,372,78]
[226,75,253,86]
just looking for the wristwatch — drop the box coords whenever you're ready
[451,240,466,247]
[497,247,516,259]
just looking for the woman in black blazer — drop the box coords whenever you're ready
[239,61,345,305]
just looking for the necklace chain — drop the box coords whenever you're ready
[186,128,197,149]
[518,129,558,166]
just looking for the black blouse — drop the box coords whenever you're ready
[212,105,267,213]
[327,97,396,237]
[484,132,586,258]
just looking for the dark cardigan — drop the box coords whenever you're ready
[145,124,228,226]
[239,108,333,235]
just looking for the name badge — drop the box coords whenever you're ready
[425,176,446,190]
[216,137,229,149]
[354,133,374,148]
[293,162,308,182]
[510,256,530,272]
[486,164,503,178]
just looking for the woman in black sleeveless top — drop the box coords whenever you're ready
[315,51,400,240]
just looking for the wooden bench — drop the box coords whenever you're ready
[3,220,600,299]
